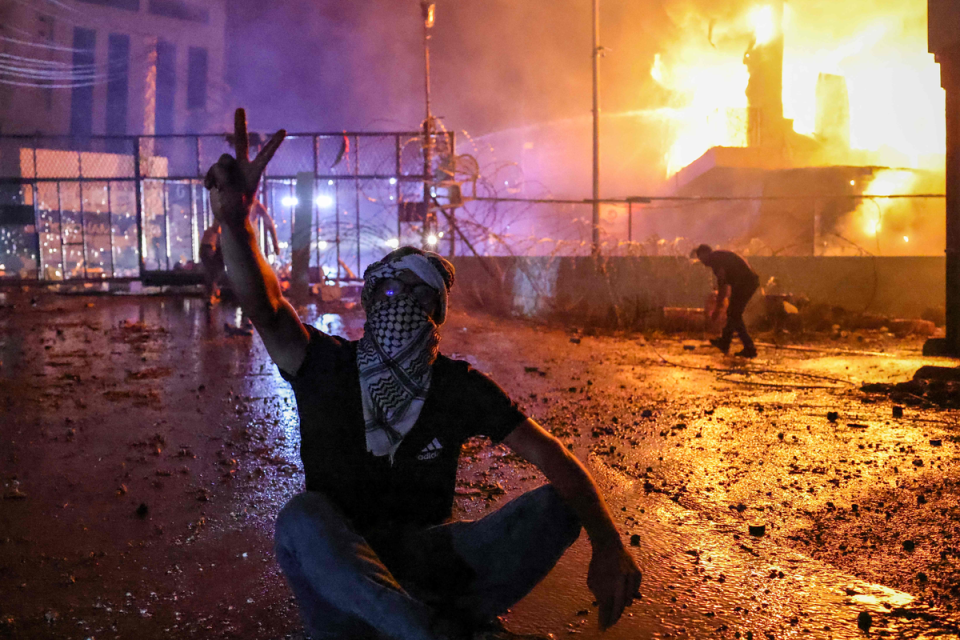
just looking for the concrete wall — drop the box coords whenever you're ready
[451,256,946,325]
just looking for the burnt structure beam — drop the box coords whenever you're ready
[924,0,960,356]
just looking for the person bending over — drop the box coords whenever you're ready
[692,244,760,358]
[204,109,642,640]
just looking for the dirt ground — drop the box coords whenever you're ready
[2,290,960,639]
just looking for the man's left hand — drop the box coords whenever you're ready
[587,540,643,631]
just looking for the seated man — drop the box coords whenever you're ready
[204,109,642,640]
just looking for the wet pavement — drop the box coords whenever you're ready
[2,291,960,639]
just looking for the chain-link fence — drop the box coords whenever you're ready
[445,193,945,259]
[0,131,947,282]
[0,131,453,283]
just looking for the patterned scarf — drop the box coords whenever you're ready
[358,255,447,462]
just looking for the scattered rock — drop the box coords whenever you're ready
[857,611,872,632]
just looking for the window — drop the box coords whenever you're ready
[70,28,96,138]
[186,47,207,110]
[148,0,209,24]
[75,0,140,10]
[155,40,176,135]
[106,34,130,136]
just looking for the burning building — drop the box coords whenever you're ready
[653,0,945,257]
[471,0,945,258]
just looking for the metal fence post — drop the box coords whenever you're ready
[448,131,455,259]
[292,172,314,299]
[354,135,361,277]
[395,134,402,242]
[133,136,146,278]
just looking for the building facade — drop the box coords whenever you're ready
[0,0,226,136]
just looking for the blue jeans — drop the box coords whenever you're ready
[275,485,582,640]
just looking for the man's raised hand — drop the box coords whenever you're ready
[204,108,286,229]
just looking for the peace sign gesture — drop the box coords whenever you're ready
[204,108,286,230]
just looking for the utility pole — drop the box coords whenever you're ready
[591,0,601,257]
[421,1,436,249]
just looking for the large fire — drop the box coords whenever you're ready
[652,0,945,176]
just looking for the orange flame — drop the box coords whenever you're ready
[654,1,944,177]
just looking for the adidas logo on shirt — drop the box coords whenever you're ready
[417,438,443,461]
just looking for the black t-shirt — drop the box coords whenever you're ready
[702,250,759,289]
[280,325,527,533]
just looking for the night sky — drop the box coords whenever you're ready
[224,0,683,136]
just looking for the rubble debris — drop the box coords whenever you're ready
[913,366,960,382]
[861,378,960,409]
[748,524,766,537]
[857,611,872,632]
[827,412,839,422]
[892,405,904,418]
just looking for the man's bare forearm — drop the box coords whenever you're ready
[506,421,623,548]
[220,218,284,324]
[545,442,623,548]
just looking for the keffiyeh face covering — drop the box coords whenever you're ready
[358,254,447,462]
